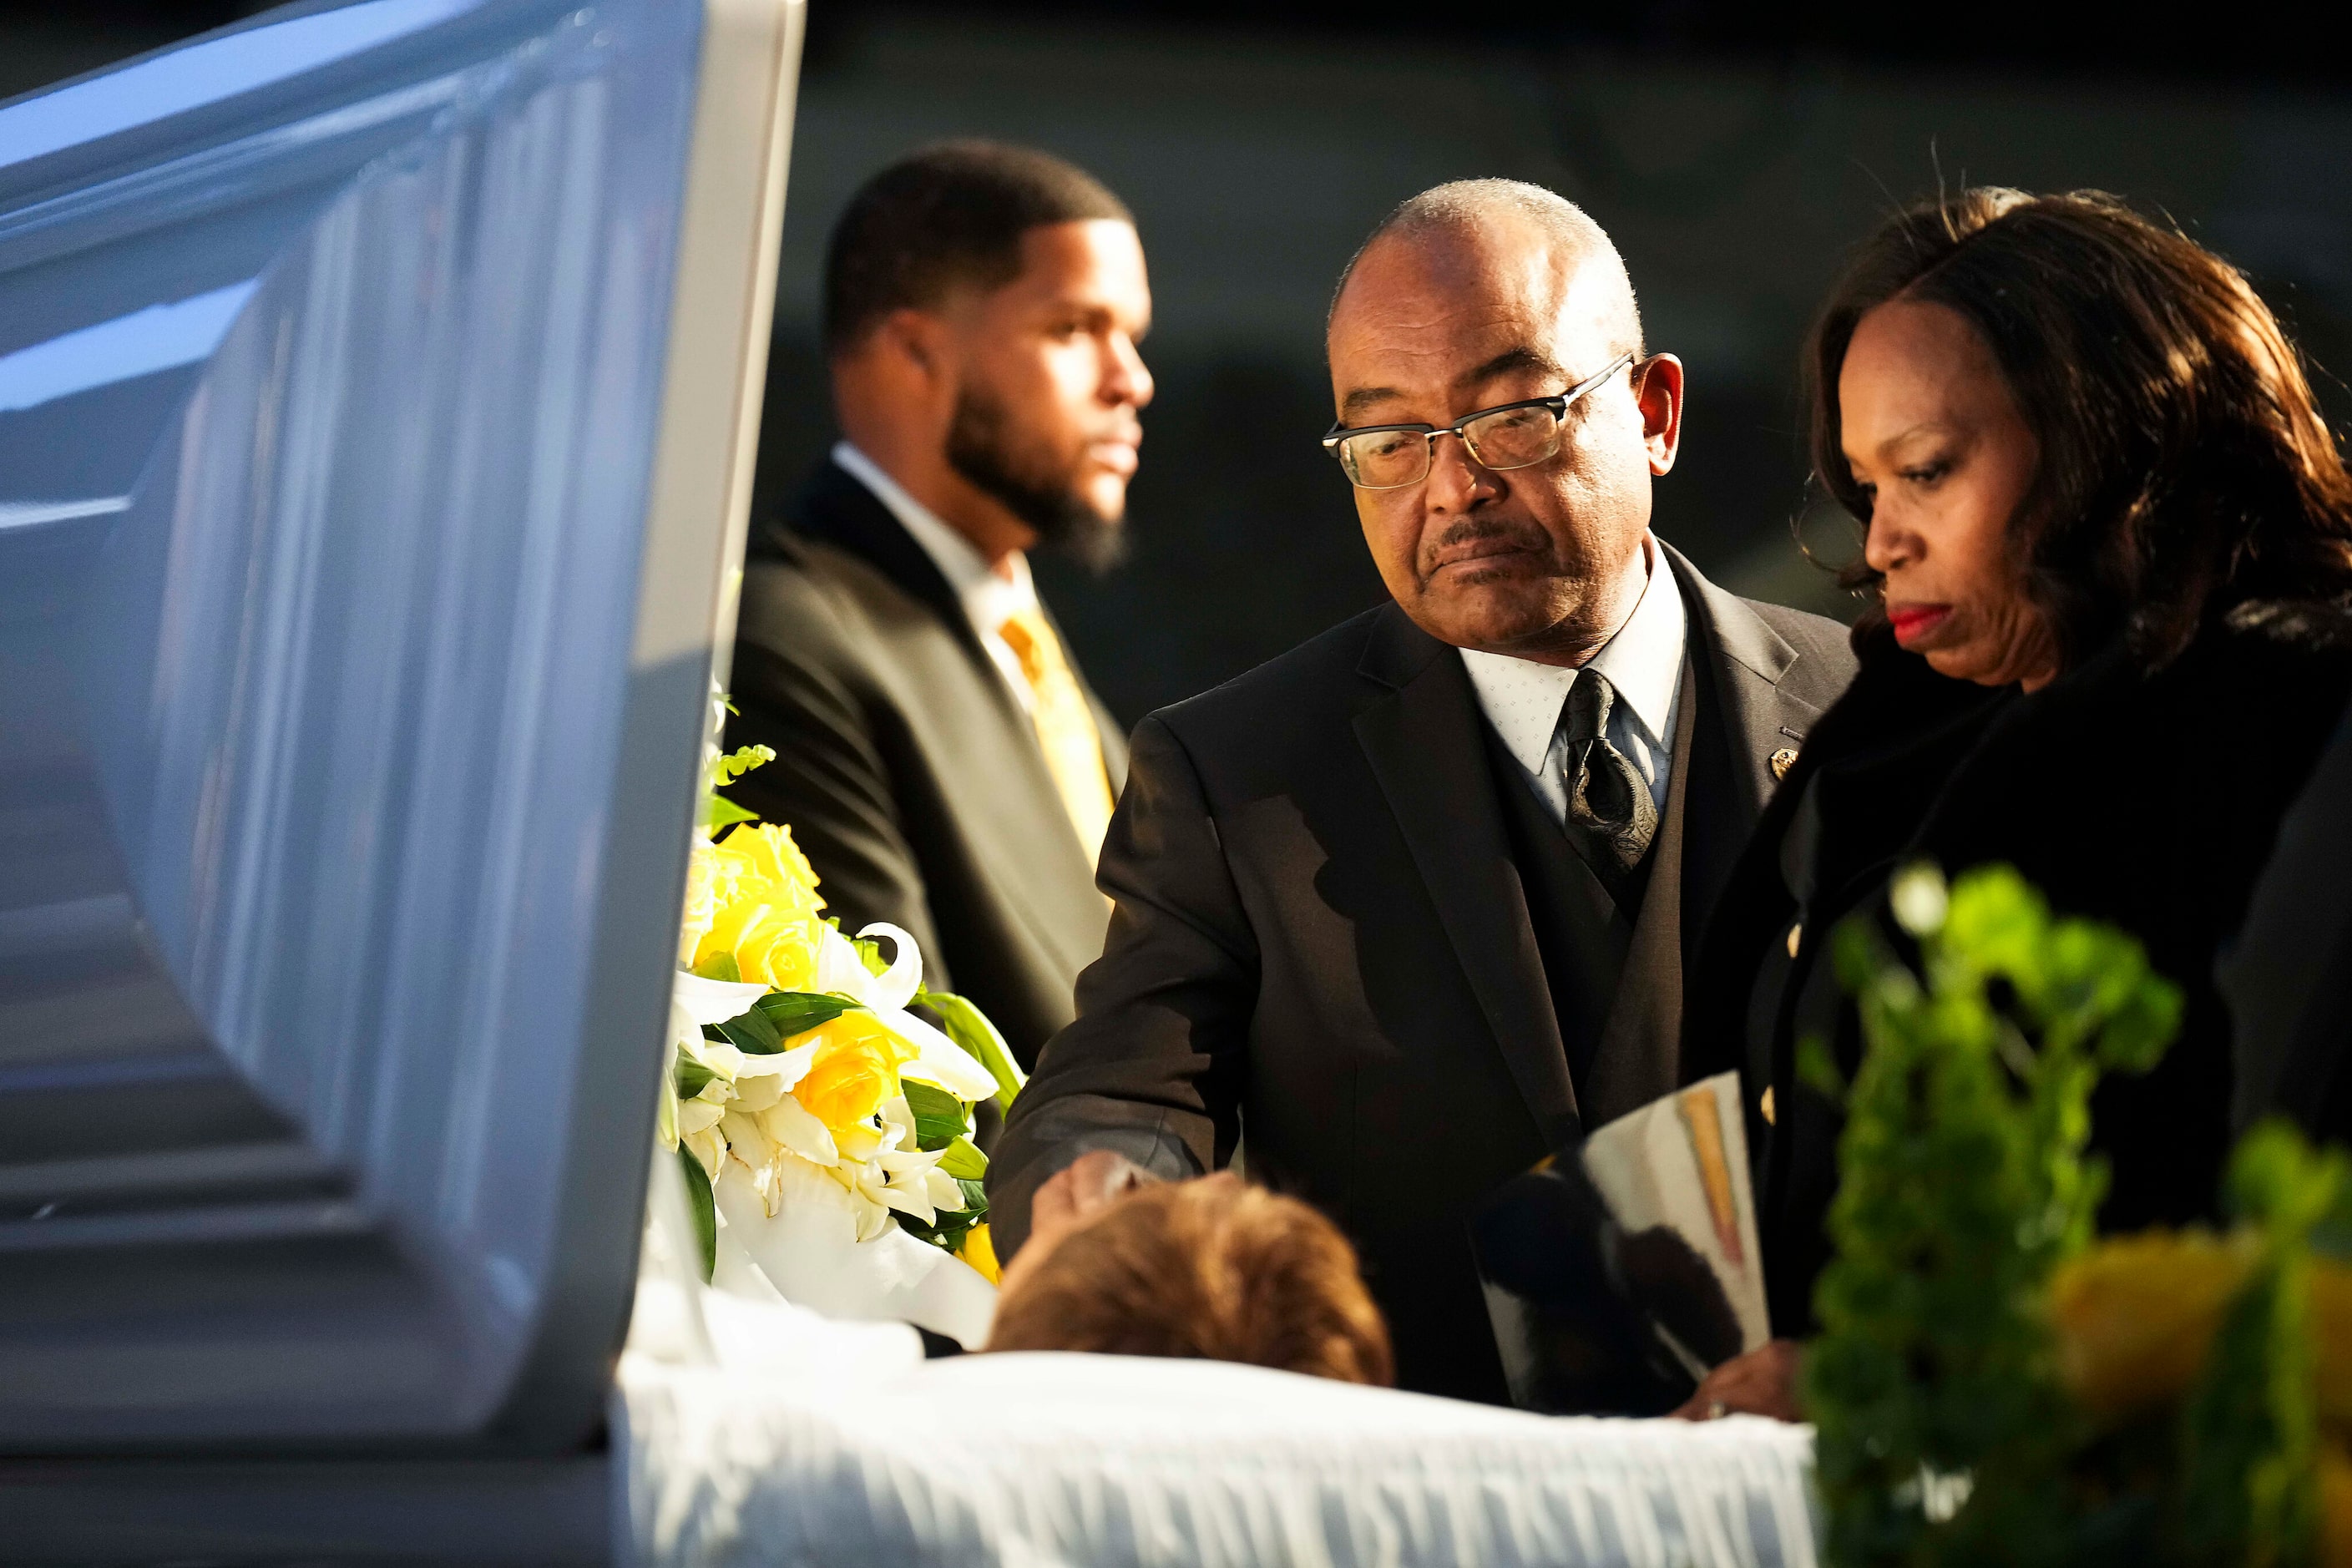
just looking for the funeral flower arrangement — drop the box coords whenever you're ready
[655,714,1023,1295]
[1805,862,2352,1568]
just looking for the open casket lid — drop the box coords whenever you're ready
[0,0,797,1456]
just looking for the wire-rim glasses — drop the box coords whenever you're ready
[1320,352,1640,491]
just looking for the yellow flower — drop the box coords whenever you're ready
[2048,1231,2258,1424]
[789,1012,920,1132]
[959,1223,999,1285]
[685,823,827,988]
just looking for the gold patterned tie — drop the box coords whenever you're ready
[998,606,1115,862]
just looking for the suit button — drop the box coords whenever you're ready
[1786,922,1802,958]
[1761,1085,1777,1125]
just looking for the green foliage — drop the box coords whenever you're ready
[917,986,1027,1111]
[901,1079,972,1151]
[1806,862,2183,1568]
[937,1136,989,1181]
[674,1055,717,1101]
[690,950,741,983]
[895,1176,990,1254]
[700,742,774,833]
[711,743,774,789]
[678,1148,717,1283]
[749,991,862,1042]
[2178,1125,2344,1568]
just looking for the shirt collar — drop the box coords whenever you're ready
[832,441,1036,630]
[1456,534,1687,776]
[1588,533,1687,745]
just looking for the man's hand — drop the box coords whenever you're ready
[997,1149,1156,1300]
[1672,1338,1805,1423]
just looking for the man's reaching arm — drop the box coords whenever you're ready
[987,713,1258,1257]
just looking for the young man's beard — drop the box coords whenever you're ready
[945,386,1128,574]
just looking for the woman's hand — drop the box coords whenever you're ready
[1672,1338,1805,1423]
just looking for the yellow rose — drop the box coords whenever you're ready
[789,1012,918,1132]
[2048,1230,2257,1424]
[686,823,827,988]
[959,1223,1000,1285]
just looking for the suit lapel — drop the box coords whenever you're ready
[1352,606,1581,1146]
[1663,544,1831,954]
[787,458,1130,807]
[1664,542,1819,819]
[781,460,1107,962]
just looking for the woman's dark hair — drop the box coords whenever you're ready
[1805,187,2352,669]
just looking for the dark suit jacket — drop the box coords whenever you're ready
[723,458,1127,1069]
[1683,610,2352,1338]
[989,545,1856,1404]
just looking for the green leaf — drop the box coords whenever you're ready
[937,1136,988,1180]
[901,1079,970,1151]
[674,1056,717,1100]
[677,1148,717,1283]
[703,795,759,832]
[754,991,862,1040]
[916,987,1026,1111]
[715,1004,782,1055]
[1796,1034,1845,1098]
[711,743,775,787]
[851,936,889,977]
[691,950,741,983]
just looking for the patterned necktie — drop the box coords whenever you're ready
[998,606,1115,862]
[1560,669,1658,871]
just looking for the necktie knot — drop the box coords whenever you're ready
[997,608,1115,862]
[1560,669,1657,872]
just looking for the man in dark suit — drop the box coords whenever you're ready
[989,180,1858,1404]
[726,143,1150,1070]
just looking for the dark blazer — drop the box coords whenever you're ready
[989,545,1857,1404]
[724,458,1128,1070]
[1685,609,2352,1338]
[2220,702,2352,1140]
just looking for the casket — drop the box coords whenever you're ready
[0,6,1818,1561]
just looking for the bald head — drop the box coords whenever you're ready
[1322,180,1682,664]
[1330,180,1643,352]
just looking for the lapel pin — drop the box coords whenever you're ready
[1769,746,1799,781]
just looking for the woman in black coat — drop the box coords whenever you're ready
[1677,188,2352,1422]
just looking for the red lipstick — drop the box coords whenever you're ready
[1887,604,1952,645]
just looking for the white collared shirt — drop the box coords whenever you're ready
[1458,534,1688,826]
[832,441,1038,712]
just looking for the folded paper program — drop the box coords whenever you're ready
[1473,1072,1767,1415]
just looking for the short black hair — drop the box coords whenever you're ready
[822,140,1132,355]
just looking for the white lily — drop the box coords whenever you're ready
[862,1095,969,1227]
[816,920,923,1011]
[878,1003,1000,1102]
[658,969,771,1155]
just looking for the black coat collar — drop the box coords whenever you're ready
[757,458,987,665]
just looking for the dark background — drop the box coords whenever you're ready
[13,1,2352,726]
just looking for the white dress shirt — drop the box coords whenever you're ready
[1458,534,1688,827]
[832,441,1039,713]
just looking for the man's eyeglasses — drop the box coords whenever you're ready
[1320,352,1640,491]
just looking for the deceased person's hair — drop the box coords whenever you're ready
[989,1173,1393,1387]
